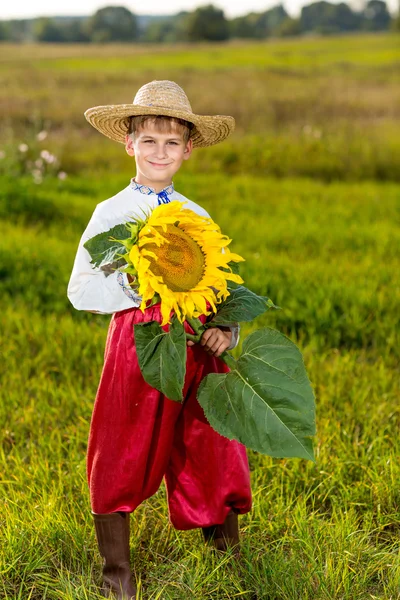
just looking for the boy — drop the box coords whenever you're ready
[68,80,252,599]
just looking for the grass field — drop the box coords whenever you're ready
[1,33,400,599]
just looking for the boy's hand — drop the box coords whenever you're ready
[187,326,232,357]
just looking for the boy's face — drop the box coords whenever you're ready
[125,120,192,192]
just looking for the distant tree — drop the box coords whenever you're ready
[6,19,32,42]
[0,21,9,41]
[172,11,193,42]
[184,5,229,41]
[332,2,362,31]
[262,4,290,34]
[300,1,361,32]
[143,13,189,42]
[144,19,178,43]
[85,6,138,42]
[300,1,326,31]
[276,17,303,36]
[391,8,400,30]
[230,5,289,38]
[251,5,287,37]
[230,15,255,38]
[60,18,90,42]
[361,0,392,30]
[34,18,66,42]
[142,20,166,43]
[230,13,258,39]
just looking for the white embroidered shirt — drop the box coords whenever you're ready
[67,181,239,349]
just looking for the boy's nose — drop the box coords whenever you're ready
[154,144,168,158]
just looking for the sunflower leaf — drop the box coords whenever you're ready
[197,328,316,460]
[134,317,186,402]
[83,224,131,268]
[220,261,241,289]
[207,285,278,327]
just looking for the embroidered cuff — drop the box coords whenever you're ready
[227,323,240,351]
[117,271,140,303]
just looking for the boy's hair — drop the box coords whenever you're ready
[128,115,193,144]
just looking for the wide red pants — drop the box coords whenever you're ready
[87,305,252,530]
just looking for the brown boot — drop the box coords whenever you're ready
[202,509,240,554]
[93,512,137,599]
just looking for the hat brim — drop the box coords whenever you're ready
[84,104,235,148]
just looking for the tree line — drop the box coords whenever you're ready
[0,2,397,44]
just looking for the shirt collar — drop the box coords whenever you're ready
[130,179,174,196]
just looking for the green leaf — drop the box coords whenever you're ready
[134,317,187,402]
[222,260,241,275]
[220,260,242,289]
[197,328,316,460]
[83,223,131,268]
[208,285,277,327]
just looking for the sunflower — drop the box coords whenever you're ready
[127,201,244,325]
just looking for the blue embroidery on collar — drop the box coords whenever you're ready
[157,190,171,205]
[130,179,174,202]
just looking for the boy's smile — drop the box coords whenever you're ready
[125,120,192,192]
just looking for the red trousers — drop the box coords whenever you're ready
[87,305,252,530]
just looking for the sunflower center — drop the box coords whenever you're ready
[146,224,205,292]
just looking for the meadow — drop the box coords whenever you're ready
[0,33,400,599]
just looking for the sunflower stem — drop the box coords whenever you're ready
[186,316,205,337]
[219,351,237,370]
[185,332,201,343]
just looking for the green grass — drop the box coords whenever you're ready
[1,34,399,183]
[1,34,400,599]
[1,171,400,599]
[1,34,398,71]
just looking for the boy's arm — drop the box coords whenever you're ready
[67,206,140,314]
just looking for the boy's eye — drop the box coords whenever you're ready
[141,139,180,145]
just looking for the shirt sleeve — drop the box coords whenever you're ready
[67,205,141,314]
[227,323,240,350]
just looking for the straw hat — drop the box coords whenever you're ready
[84,80,235,148]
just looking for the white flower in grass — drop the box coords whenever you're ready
[19,143,28,153]
[32,169,43,184]
[40,150,56,164]
[58,171,67,180]
[37,130,48,141]
[35,158,44,168]
[0,150,5,159]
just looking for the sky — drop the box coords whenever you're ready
[0,0,398,20]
